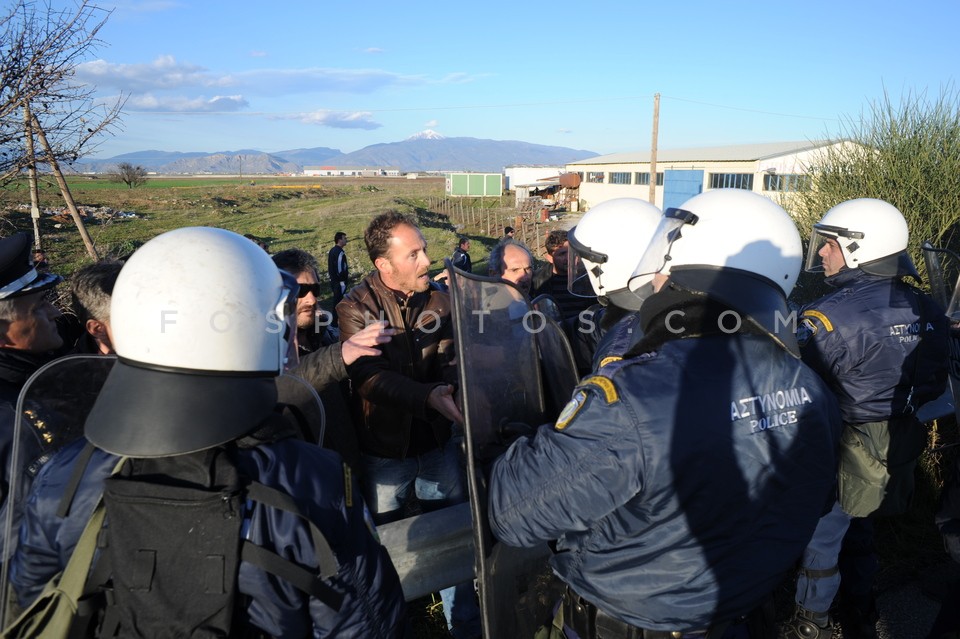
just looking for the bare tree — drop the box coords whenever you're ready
[0,0,127,258]
[113,162,147,188]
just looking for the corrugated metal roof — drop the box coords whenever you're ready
[515,180,561,188]
[567,140,834,165]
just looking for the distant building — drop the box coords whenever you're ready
[503,165,564,191]
[303,166,402,177]
[445,172,503,197]
[565,140,852,211]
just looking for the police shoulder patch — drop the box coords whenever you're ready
[555,390,588,431]
[801,309,833,332]
[598,355,622,368]
[582,375,619,404]
[555,375,621,430]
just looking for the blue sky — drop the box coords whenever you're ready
[64,0,958,159]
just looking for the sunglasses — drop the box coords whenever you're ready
[296,283,323,298]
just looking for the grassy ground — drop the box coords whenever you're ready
[0,176,449,284]
[0,174,561,316]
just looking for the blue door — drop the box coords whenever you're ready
[663,170,703,211]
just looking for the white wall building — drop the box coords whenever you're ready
[503,165,564,191]
[565,141,850,211]
[303,166,402,177]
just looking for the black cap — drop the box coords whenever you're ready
[504,227,514,234]
[0,233,62,300]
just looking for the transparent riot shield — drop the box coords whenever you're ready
[275,372,326,445]
[527,310,579,420]
[446,261,567,639]
[531,294,562,323]
[921,242,960,423]
[0,354,117,626]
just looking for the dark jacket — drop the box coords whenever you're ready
[0,349,60,532]
[11,436,407,638]
[336,272,456,459]
[531,265,595,323]
[293,327,361,471]
[328,245,348,288]
[451,247,471,273]
[490,328,842,630]
[797,269,949,423]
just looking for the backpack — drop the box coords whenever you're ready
[4,417,344,639]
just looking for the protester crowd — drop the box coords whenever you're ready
[0,191,956,639]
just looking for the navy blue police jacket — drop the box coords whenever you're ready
[797,269,949,423]
[11,436,406,639]
[489,332,843,631]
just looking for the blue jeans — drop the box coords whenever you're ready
[360,438,482,639]
[795,501,852,614]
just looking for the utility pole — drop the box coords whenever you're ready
[649,93,660,205]
[23,104,42,249]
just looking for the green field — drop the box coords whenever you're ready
[0,175,531,314]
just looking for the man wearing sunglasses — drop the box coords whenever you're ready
[272,248,394,470]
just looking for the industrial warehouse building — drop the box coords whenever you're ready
[303,166,402,177]
[565,140,850,211]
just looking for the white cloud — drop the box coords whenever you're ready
[249,50,268,58]
[78,56,478,97]
[278,110,382,130]
[425,119,439,127]
[76,56,224,91]
[125,94,249,112]
[363,47,384,54]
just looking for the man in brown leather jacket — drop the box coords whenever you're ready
[336,210,481,639]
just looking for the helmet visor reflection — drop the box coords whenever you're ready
[628,208,698,302]
[804,224,864,273]
[276,270,300,370]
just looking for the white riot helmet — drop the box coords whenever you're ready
[804,198,919,279]
[86,227,299,457]
[567,198,662,310]
[629,189,803,354]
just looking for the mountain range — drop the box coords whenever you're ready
[72,131,599,175]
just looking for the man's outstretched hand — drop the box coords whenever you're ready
[342,321,397,366]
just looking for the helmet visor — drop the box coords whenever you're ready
[566,226,602,298]
[804,223,864,273]
[628,207,699,302]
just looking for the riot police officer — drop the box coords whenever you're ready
[488,189,843,638]
[8,228,407,637]
[564,197,662,370]
[781,199,949,639]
